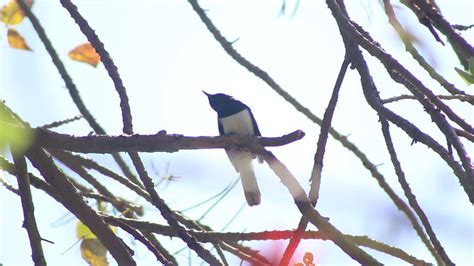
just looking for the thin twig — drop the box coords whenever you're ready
[16,0,140,186]
[254,145,382,264]
[59,0,133,134]
[186,3,425,250]
[0,156,60,201]
[383,94,474,104]
[326,1,456,263]
[455,128,474,142]
[41,115,84,129]
[327,0,472,204]
[12,154,47,266]
[349,9,474,178]
[104,216,172,264]
[173,212,271,265]
[102,215,430,265]
[380,119,444,264]
[48,149,149,200]
[186,0,390,191]
[280,55,351,265]
[26,146,136,265]
[408,0,474,69]
[128,152,222,265]
[383,0,467,96]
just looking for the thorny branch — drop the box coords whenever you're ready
[281,55,351,265]
[12,154,47,266]
[34,128,305,153]
[326,0,473,204]
[3,0,472,265]
[102,214,430,265]
[16,0,141,186]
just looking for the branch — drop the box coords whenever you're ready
[382,94,474,104]
[48,149,149,200]
[380,119,444,264]
[455,128,474,143]
[256,147,381,264]
[172,211,271,265]
[281,55,351,265]
[409,0,474,69]
[54,3,212,259]
[327,1,457,264]
[35,128,305,153]
[326,0,474,170]
[59,0,133,134]
[0,156,61,201]
[327,0,473,204]
[12,154,46,266]
[102,215,430,265]
[186,1,403,222]
[128,151,222,265]
[16,0,140,185]
[26,146,136,265]
[185,5,439,257]
[105,217,173,264]
[383,0,467,96]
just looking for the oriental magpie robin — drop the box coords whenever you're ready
[204,91,263,206]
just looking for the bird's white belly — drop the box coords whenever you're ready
[220,109,254,135]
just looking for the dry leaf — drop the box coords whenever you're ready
[80,239,109,266]
[68,43,101,67]
[7,28,32,51]
[0,0,33,25]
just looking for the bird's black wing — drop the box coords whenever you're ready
[248,108,261,136]
[218,119,225,135]
[247,108,264,163]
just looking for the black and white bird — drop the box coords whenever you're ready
[204,91,263,206]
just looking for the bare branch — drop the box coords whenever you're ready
[59,0,133,134]
[185,5,441,256]
[12,154,46,266]
[128,151,222,265]
[186,1,401,218]
[103,215,430,265]
[281,55,351,265]
[105,216,173,264]
[16,0,140,185]
[380,119,444,264]
[255,147,382,264]
[407,0,474,69]
[35,128,305,153]
[26,146,136,265]
[327,0,473,205]
[383,0,467,96]
[383,94,474,104]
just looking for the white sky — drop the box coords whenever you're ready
[1,0,473,265]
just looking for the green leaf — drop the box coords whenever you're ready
[0,108,33,154]
[455,67,474,85]
[469,57,474,75]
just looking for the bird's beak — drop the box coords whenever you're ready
[202,90,210,97]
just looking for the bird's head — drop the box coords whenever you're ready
[203,91,235,114]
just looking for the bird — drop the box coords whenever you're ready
[203,91,263,206]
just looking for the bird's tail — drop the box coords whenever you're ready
[239,162,261,206]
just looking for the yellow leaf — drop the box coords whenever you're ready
[68,43,100,67]
[76,221,117,240]
[0,0,33,25]
[77,221,96,240]
[7,28,32,51]
[81,239,109,266]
